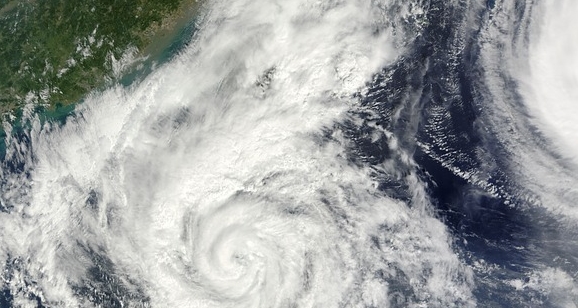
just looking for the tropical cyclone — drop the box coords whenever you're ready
[0,0,476,306]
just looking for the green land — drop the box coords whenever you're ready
[0,0,200,118]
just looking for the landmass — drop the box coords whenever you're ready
[0,0,200,118]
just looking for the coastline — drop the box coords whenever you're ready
[0,2,202,159]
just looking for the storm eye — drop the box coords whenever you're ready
[232,252,250,266]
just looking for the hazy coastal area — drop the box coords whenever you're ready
[0,0,200,117]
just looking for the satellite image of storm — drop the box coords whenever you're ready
[0,0,577,307]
